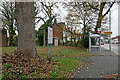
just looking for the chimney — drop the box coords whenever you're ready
[54,19,57,23]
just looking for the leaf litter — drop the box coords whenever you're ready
[1,52,58,79]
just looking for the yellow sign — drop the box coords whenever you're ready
[104,32,112,34]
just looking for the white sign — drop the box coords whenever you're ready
[54,38,58,46]
[48,27,53,44]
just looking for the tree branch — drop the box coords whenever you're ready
[88,2,99,11]
[103,2,115,17]
[35,17,46,24]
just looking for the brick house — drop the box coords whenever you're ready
[52,19,65,45]
[0,28,7,47]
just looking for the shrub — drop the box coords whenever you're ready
[80,37,89,48]
[22,75,29,79]
[5,64,12,69]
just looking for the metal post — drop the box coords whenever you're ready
[50,44,52,62]
[43,29,46,46]
[47,43,49,59]
[89,32,91,52]
[100,37,101,52]
[109,2,111,51]
[118,1,120,75]
[118,2,120,44]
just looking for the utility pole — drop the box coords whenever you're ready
[109,2,111,51]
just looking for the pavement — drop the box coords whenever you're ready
[72,47,118,78]
[101,44,119,55]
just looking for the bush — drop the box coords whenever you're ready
[36,30,43,46]
[79,32,89,48]
[80,37,89,48]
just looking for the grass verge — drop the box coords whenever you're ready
[2,46,91,78]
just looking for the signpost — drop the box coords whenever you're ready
[47,27,53,62]
[104,32,112,35]
[48,27,53,44]
[43,29,46,46]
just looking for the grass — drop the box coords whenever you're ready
[0,70,2,79]
[37,46,91,78]
[2,47,17,53]
[1,46,91,78]
[53,48,86,57]
[50,57,82,78]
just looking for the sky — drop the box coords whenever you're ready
[111,3,118,37]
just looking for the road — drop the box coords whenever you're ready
[101,44,119,55]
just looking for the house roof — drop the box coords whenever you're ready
[90,34,101,38]
[112,35,120,39]
[53,22,65,28]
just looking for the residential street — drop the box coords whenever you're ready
[101,44,119,55]
[0,1,119,79]
[72,48,118,78]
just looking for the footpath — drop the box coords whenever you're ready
[72,48,118,78]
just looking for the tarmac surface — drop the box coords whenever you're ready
[102,44,119,55]
[72,48,118,78]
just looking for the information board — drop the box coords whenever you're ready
[48,27,53,44]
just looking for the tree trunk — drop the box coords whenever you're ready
[95,2,114,33]
[9,25,15,46]
[9,9,15,46]
[95,2,105,33]
[14,2,37,58]
[9,31,13,46]
[74,39,76,46]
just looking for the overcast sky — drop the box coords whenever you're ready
[111,3,118,37]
